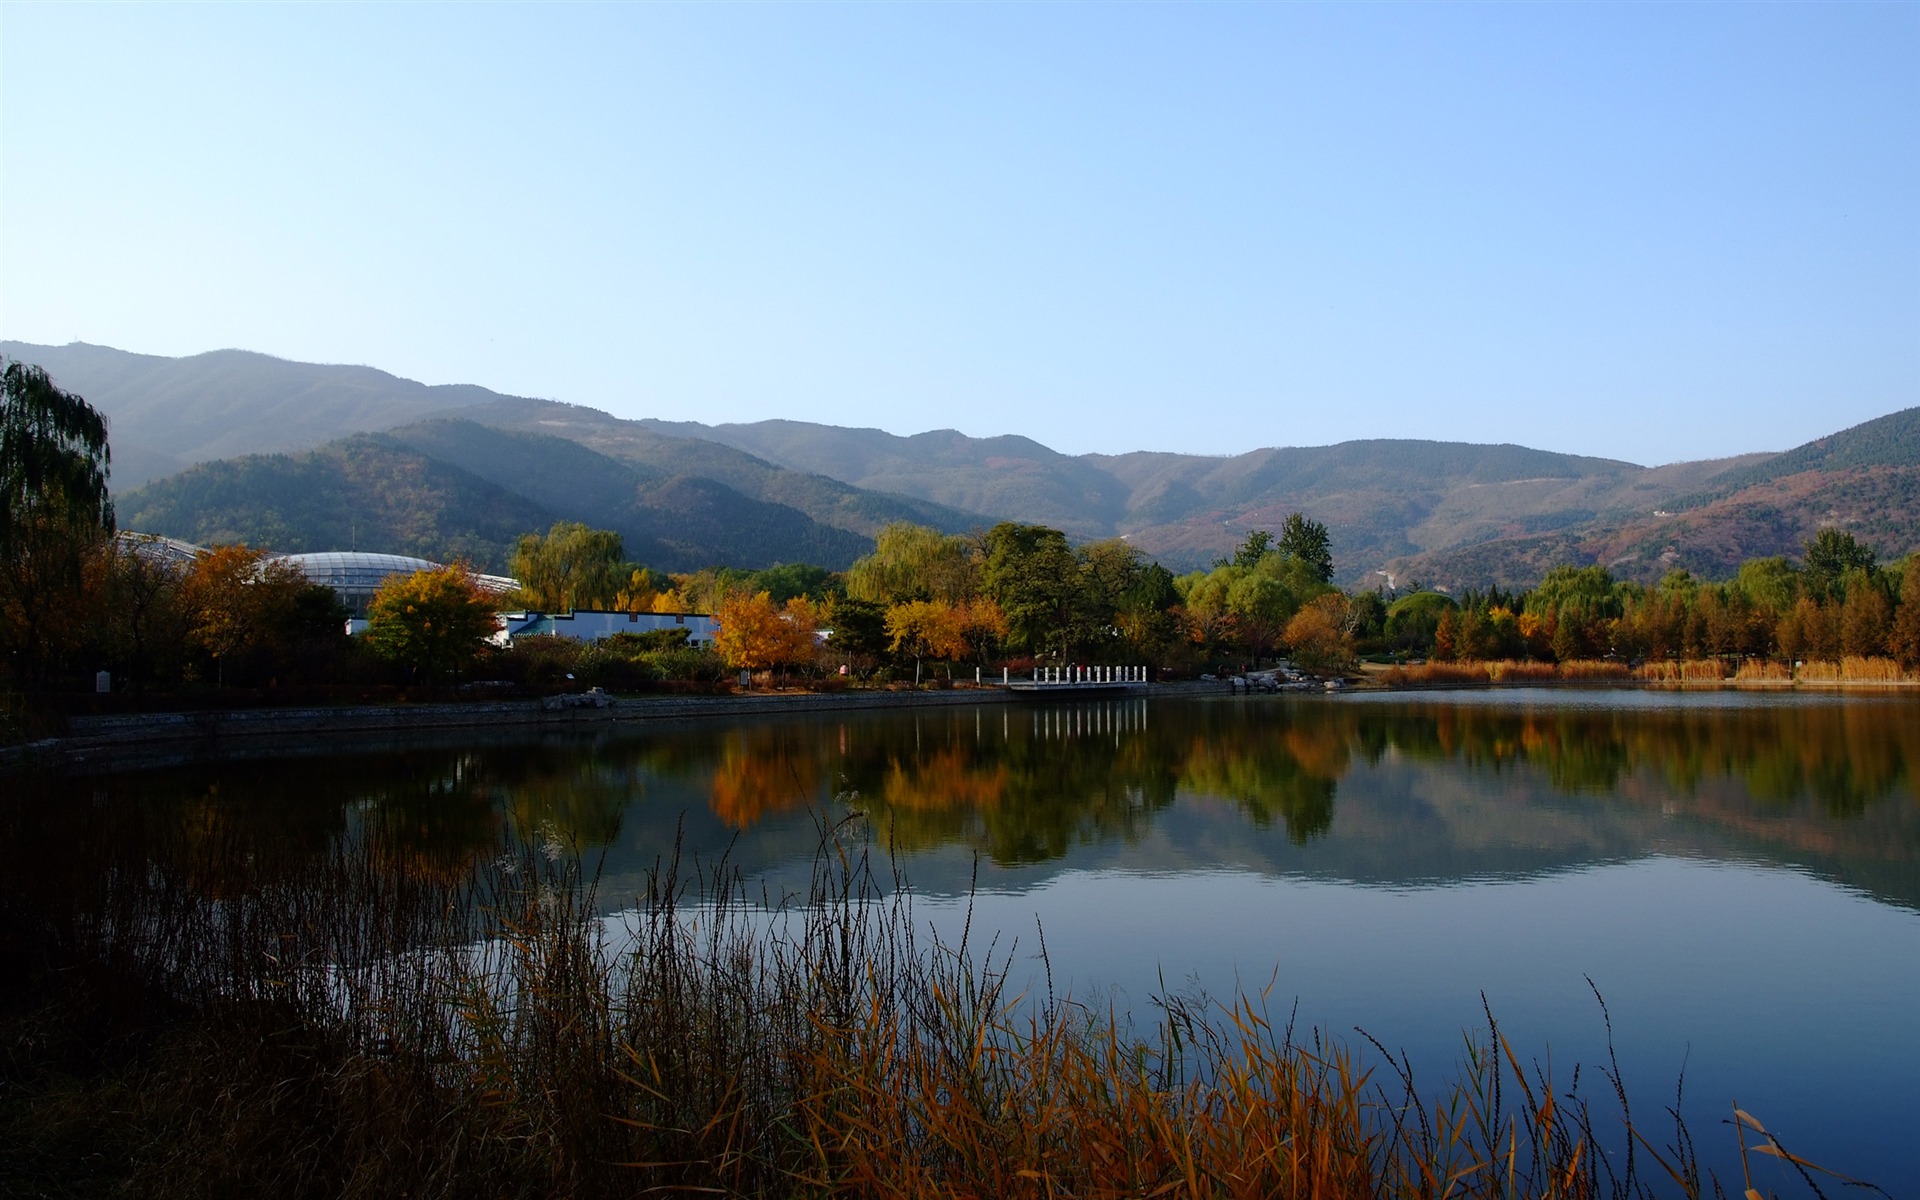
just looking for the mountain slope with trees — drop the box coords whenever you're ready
[118,426,874,573]
[117,434,556,569]
[11,341,1917,589]
[451,398,989,538]
[1389,411,1920,589]
[667,419,1772,577]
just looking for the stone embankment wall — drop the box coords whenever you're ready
[4,681,1243,775]
[3,688,1018,774]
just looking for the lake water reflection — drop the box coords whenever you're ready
[31,689,1920,1188]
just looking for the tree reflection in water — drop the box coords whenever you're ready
[14,692,1918,906]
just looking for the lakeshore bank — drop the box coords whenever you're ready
[13,672,1910,775]
[1,681,1230,775]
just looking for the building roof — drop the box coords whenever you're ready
[110,538,521,595]
[271,551,521,596]
[114,531,206,567]
[273,551,442,592]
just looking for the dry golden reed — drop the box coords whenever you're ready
[1554,659,1632,681]
[1384,659,1630,687]
[1486,660,1556,683]
[1634,660,1728,684]
[1833,656,1907,682]
[5,810,1878,1199]
[1381,661,1494,687]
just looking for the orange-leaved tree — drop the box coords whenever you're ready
[179,545,309,685]
[1284,592,1356,675]
[1891,556,1920,670]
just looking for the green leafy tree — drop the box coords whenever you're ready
[1348,589,1389,649]
[2,360,115,681]
[1384,591,1456,655]
[981,522,1082,660]
[1225,571,1298,658]
[512,522,643,611]
[823,595,890,663]
[1076,539,1165,660]
[1525,565,1616,618]
[846,522,977,605]
[2,360,113,547]
[1732,556,1801,617]
[1803,528,1877,599]
[1112,558,1181,662]
[1221,529,1273,570]
[1278,513,1334,584]
[364,563,501,681]
[748,562,840,603]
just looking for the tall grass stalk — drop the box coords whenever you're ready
[1794,657,1911,683]
[3,809,1875,1198]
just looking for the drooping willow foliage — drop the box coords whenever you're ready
[1,357,114,548]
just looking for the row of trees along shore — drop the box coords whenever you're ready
[512,516,1920,683]
[6,356,1920,716]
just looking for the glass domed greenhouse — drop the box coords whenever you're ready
[271,552,519,616]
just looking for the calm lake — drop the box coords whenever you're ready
[23,689,1920,1190]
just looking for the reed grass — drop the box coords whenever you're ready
[1,810,1878,1198]
[1553,659,1633,681]
[1383,660,1629,688]
[1486,660,1557,683]
[1732,660,1793,684]
[1794,656,1910,682]
[1381,661,1494,687]
[1633,660,1729,684]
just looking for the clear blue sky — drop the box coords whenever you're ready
[2,2,1914,464]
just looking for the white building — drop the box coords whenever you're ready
[491,609,717,648]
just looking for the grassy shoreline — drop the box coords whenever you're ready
[1369,656,1920,691]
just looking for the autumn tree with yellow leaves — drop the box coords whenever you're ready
[713,591,821,683]
[363,563,501,682]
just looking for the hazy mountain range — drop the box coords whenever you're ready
[7,340,1916,585]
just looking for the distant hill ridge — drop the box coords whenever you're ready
[7,340,1916,586]
[1661,406,1920,509]
[0,341,502,489]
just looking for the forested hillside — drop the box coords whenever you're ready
[12,341,1918,587]
[120,425,874,572]
[1391,411,1920,589]
[118,435,549,569]
[453,399,987,538]
[653,420,1769,577]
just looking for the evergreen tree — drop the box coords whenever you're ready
[1278,513,1334,584]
